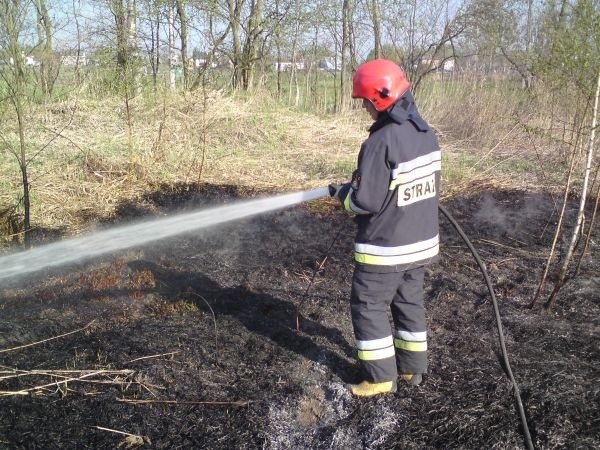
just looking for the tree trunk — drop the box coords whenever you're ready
[227,0,243,89]
[340,0,350,111]
[149,4,159,90]
[175,0,188,89]
[370,0,381,59]
[1,0,31,246]
[526,0,533,53]
[112,0,128,76]
[126,0,138,95]
[274,0,282,98]
[72,0,83,86]
[168,4,176,90]
[35,0,54,96]
[241,0,263,90]
[17,105,30,248]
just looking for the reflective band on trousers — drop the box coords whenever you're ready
[355,243,439,265]
[356,335,394,350]
[356,235,439,256]
[357,346,396,361]
[395,330,427,341]
[394,339,427,352]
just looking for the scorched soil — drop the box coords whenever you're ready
[0,184,598,449]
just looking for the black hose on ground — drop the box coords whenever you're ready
[438,204,534,450]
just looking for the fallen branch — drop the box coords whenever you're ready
[125,351,180,363]
[93,426,142,437]
[0,369,135,397]
[0,320,96,354]
[116,398,251,407]
[0,370,107,396]
[0,367,133,382]
[476,239,545,259]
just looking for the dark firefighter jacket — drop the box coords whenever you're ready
[338,91,440,273]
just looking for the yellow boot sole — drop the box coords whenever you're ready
[349,380,397,397]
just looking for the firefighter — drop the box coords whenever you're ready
[329,59,440,397]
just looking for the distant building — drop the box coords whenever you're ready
[61,53,87,67]
[25,56,39,67]
[318,58,340,72]
[442,59,454,72]
[2,53,39,67]
[274,61,305,72]
[193,58,217,69]
[420,57,454,73]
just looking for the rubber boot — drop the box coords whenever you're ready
[401,373,423,386]
[349,380,397,397]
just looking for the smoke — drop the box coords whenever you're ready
[473,193,551,239]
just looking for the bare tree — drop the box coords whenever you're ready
[241,0,263,89]
[34,0,57,96]
[175,0,189,89]
[226,0,243,88]
[168,2,176,90]
[340,0,350,110]
[545,69,600,310]
[369,0,381,59]
[0,0,34,246]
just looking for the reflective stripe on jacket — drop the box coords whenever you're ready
[339,92,440,273]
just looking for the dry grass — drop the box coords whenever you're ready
[0,79,575,242]
[0,89,366,239]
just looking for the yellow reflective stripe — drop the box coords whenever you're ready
[389,161,441,191]
[357,346,395,361]
[356,235,439,256]
[394,339,427,352]
[355,244,439,265]
[391,151,442,179]
[342,188,370,214]
[343,192,355,214]
[356,335,394,350]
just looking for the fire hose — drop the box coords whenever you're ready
[301,200,534,450]
[438,204,534,450]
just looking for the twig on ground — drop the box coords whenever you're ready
[505,236,528,246]
[495,258,519,265]
[0,367,132,382]
[116,398,251,406]
[478,238,519,251]
[188,292,220,364]
[93,426,140,437]
[0,369,136,397]
[125,351,180,363]
[476,238,545,259]
[0,320,96,354]
[0,370,107,396]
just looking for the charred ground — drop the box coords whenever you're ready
[0,184,598,449]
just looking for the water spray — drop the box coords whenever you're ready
[0,188,328,283]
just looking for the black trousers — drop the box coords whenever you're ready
[350,266,427,382]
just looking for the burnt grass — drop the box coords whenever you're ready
[0,184,598,449]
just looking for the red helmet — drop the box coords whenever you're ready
[352,59,410,111]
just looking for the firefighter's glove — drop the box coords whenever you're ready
[328,184,343,201]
